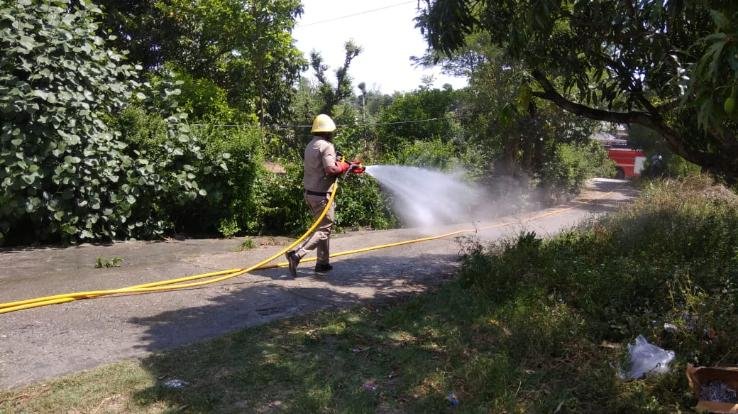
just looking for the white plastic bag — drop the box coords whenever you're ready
[623,335,675,379]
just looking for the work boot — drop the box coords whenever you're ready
[314,263,333,273]
[285,250,300,278]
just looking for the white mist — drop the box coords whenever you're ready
[365,165,485,228]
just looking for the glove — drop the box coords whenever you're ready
[336,160,351,174]
[349,160,365,174]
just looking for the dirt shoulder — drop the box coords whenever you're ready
[0,179,636,389]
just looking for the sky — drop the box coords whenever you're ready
[292,0,467,94]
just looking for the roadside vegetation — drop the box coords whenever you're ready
[1,0,612,247]
[3,176,736,412]
[3,0,737,411]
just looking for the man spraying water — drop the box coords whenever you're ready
[285,114,363,278]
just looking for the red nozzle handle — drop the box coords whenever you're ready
[349,160,365,174]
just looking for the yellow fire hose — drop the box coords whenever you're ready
[0,181,596,315]
[0,183,339,314]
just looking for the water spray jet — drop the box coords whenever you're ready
[363,165,486,228]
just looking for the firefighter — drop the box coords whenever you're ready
[285,114,352,277]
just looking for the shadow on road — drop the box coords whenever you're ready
[126,253,462,410]
[127,254,460,354]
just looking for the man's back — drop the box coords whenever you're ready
[303,136,336,193]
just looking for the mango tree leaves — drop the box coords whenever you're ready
[418,0,738,181]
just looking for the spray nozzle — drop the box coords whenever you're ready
[349,160,365,174]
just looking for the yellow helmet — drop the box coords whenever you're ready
[310,114,336,134]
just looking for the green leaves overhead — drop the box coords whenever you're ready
[418,0,738,182]
[377,88,461,150]
[96,0,306,124]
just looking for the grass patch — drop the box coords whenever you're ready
[3,176,737,412]
[95,256,123,268]
[239,237,256,251]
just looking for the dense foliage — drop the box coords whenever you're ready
[446,42,613,199]
[418,0,738,182]
[96,0,306,123]
[0,0,614,246]
[376,87,462,151]
[0,0,208,244]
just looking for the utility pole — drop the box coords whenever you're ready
[358,82,367,122]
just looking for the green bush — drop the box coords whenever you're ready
[113,104,217,231]
[125,71,265,237]
[331,124,380,166]
[537,141,615,200]
[334,174,396,230]
[376,88,462,150]
[217,217,240,238]
[0,1,205,245]
[173,124,263,235]
[642,153,702,179]
[249,163,310,235]
[239,237,256,250]
[248,162,396,235]
[170,70,249,124]
[664,155,702,177]
[95,256,123,268]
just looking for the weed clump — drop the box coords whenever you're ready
[239,238,256,250]
[95,256,123,268]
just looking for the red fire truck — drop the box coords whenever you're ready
[607,147,646,179]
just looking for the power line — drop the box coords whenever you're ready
[189,117,447,129]
[299,1,415,27]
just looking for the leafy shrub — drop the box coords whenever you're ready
[217,217,240,238]
[0,1,205,245]
[334,174,396,230]
[239,238,256,250]
[664,155,702,178]
[376,88,462,150]
[112,104,217,232]
[95,256,123,268]
[459,231,541,297]
[331,124,380,165]
[246,162,396,235]
[170,70,247,124]
[250,163,311,235]
[174,124,263,235]
[537,141,615,201]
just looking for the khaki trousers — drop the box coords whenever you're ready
[296,193,334,264]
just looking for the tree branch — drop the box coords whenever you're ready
[655,99,680,112]
[530,70,738,182]
[633,92,661,117]
[530,69,654,125]
[530,69,706,168]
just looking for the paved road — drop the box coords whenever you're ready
[0,179,636,389]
